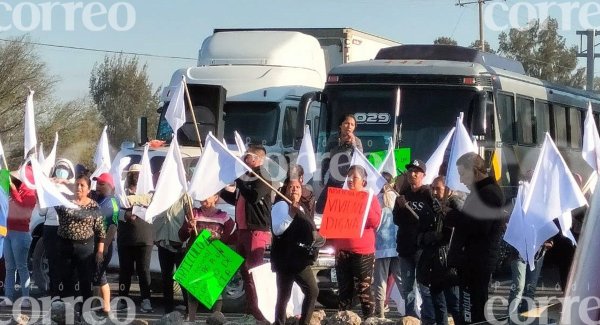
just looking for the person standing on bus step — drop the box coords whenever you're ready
[317,114,363,213]
[1,165,36,307]
[179,192,235,322]
[221,144,273,322]
[332,165,381,319]
[392,159,436,322]
[271,177,319,325]
[445,152,505,325]
[91,173,119,317]
[117,164,154,313]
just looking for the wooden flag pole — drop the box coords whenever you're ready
[247,168,292,205]
[182,80,204,153]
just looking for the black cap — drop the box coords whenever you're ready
[405,159,426,173]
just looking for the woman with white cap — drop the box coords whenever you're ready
[40,158,76,297]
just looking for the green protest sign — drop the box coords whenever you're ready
[367,148,411,174]
[174,229,244,309]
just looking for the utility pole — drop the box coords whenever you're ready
[456,0,486,51]
[577,29,600,92]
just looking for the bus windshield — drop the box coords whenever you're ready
[317,85,480,162]
[224,102,279,146]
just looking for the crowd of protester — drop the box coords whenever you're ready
[0,121,591,325]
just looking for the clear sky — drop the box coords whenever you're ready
[1,0,599,101]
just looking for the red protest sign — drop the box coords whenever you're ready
[319,187,373,238]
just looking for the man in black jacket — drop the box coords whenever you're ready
[445,152,505,324]
[221,144,273,321]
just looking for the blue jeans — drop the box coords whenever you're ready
[398,254,419,318]
[508,254,545,314]
[4,231,32,300]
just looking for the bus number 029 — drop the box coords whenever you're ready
[354,113,391,124]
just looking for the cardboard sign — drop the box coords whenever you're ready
[319,187,373,238]
[174,229,244,309]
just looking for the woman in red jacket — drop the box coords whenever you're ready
[1,166,36,307]
[332,165,382,319]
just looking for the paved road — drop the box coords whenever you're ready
[0,267,564,324]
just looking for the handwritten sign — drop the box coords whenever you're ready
[174,229,244,309]
[319,187,373,238]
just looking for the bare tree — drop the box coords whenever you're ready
[0,35,56,165]
[89,54,160,148]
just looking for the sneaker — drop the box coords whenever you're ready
[140,299,153,313]
[0,299,12,307]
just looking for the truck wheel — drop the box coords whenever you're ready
[221,271,246,313]
[31,238,50,295]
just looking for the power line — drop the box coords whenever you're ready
[0,37,197,62]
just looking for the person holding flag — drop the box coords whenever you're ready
[1,165,36,307]
[271,177,319,325]
[220,144,273,322]
[444,152,505,325]
[178,191,234,321]
[55,174,105,304]
[392,159,436,323]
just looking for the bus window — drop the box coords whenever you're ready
[552,104,568,148]
[282,106,297,147]
[516,97,534,145]
[535,101,550,145]
[568,107,582,149]
[497,93,516,144]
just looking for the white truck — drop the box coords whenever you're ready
[153,28,400,163]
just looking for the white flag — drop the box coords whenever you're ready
[165,78,186,132]
[132,145,155,219]
[522,133,588,270]
[41,132,58,176]
[0,137,5,168]
[251,263,304,323]
[582,102,600,173]
[423,127,455,185]
[446,114,477,193]
[90,126,112,189]
[110,156,131,200]
[234,130,247,156]
[24,90,37,158]
[296,126,317,183]
[503,182,537,269]
[93,126,111,170]
[188,133,250,201]
[378,140,397,178]
[145,136,188,222]
[343,149,387,195]
[30,156,78,209]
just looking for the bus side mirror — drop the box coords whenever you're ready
[470,92,487,136]
[294,92,324,150]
